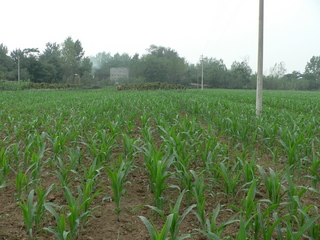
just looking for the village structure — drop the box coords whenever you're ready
[110,67,129,81]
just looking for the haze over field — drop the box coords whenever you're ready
[2,0,319,73]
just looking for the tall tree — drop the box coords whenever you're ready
[0,44,15,80]
[61,37,85,83]
[199,58,227,88]
[129,53,144,79]
[142,45,188,84]
[305,56,320,80]
[304,56,320,90]
[10,49,30,80]
[228,60,252,89]
[269,62,287,78]
[79,57,93,85]
[90,52,112,81]
[40,42,63,83]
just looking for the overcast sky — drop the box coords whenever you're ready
[2,0,319,74]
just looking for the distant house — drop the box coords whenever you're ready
[110,68,129,81]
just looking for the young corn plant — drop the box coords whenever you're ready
[63,186,91,239]
[74,157,104,192]
[278,130,304,167]
[26,151,43,185]
[236,156,257,184]
[282,173,307,216]
[196,203,238,240]
[34,184,54,231]
[201,142,221,173]
[142,190,196,240]
[0,147,10,189]
[257,165,286,205]
[122,134,140,161]
[15,169,29,200]
[283,209,320,240]
[56,157,71,187]
[158,124,191,169]
[255,203,287,240]
[143,145,176,210]
[105,155,132,221]
[18,189,37,239]
[191,170,207,229]
[44,202,70,240]
[78,178,103,214]
[217,162,241,202]
[173,162,194,205]
[303,146,320,187]
[139,214,174,240]
[50,135,68,160]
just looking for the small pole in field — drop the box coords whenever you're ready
[256,0,264,116]
[201,55,204,90]
[18,54,20,82]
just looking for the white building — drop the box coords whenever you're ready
[110,68,129,81]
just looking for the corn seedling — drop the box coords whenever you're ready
[56,157,71,187]
[141,190,196,239]
[44,202,70,240]
[0,147,10,181]
[78,178,103,214]
[143,144,176,210]
[61,186,91,239]
[303,146,320,187]
[173,162,194,205]
[283,209,320,240]
[191,170,207,229]
[15,169,29,200]
[196,203,238,240]
[139,214,173,240]
[282,173,307,216]
[18,189,37,239]
[105,155,132,220]
[255,204,288,240]
[34,184,54,230]
[217,162,241,201]
[122,134,140,161]
[257,165,286,205]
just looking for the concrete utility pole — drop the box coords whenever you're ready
[256,0,264,116]
[18,54,20,82]
[201,55,204,90]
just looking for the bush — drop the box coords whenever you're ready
[117,82,186,91]
[0,80,30,91]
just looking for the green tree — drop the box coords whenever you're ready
[90,52,112,82]
[79,57,93,85]
[269,62,287,78]
[228,60,252,89]
[22,48,46,83]
[110,53,131,68]
[10,49,30,81]
[0,44,15,80]
[199,57,227,88]
[39,42,63,83]
[142,45,188,84]
[304,56,320,90]
[61,37,85,83]
[305,56,320,78]
[143,54,168,82]
[129,53,144,79]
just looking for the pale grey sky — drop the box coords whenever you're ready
[2,0,319,74]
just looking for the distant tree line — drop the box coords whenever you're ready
[1,38,319,90]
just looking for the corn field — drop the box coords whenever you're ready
[0,88,319,240]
